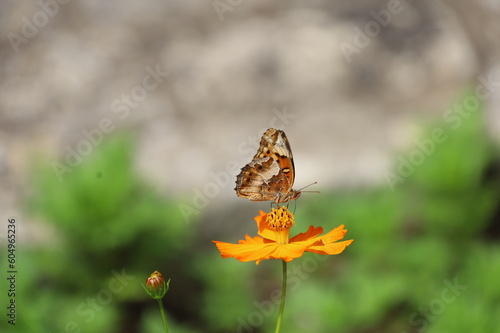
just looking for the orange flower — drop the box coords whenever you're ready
[213,206,353,265]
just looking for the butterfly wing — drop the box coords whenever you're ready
[235,128,300,203]
[235,155,283,201]
[260,128,295,189]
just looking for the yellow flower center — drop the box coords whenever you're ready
[266,206,295,230]
[265,206,294,245]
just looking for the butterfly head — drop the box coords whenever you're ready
[276,189,302,203]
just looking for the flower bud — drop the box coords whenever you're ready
[143,270,169,299]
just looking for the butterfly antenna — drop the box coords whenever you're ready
[299,182,320,194]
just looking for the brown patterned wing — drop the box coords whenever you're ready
[235,128,301,203]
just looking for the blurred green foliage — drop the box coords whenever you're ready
[1,134,201,333]
[1,95,499,333]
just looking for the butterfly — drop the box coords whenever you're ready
[235,128,302,203]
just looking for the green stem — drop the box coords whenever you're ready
[274,260,288,333]
[157,298,170,333]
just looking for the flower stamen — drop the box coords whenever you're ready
[265,206,295,230]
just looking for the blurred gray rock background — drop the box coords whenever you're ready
[1,0,500,233]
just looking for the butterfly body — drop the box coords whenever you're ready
[235,128,301,203]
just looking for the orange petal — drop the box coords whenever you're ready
[254,211,280,241]
[269,242,313,262]
[254,210,267,227]
[289,225,324,242]
[258,226,279,242]
[306,239,354,255]
[238,235,265,244]
[267,236,325,261]
[213,233,323,264]
[315,224,349,243]
[213,240,278,263]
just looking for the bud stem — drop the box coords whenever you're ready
[157,298,170,333]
